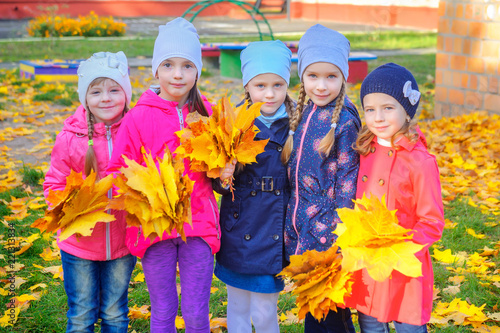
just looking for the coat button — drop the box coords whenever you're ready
[379,179,385,186]
[248,179,252,185]
[277,146,283,152]
[275,190,281,196]
[244,234,251,241]
[362,175,368,182]
[370,146,376,153]
[273,234,280,241]
[388,150,394,157]
[251,190,257,196]
[233,212,239,218]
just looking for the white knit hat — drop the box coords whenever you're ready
[77,51,132,109]
[152,17,203,79]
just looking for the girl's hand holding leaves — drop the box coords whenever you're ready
[108,147,193,242]
[32,170,115,241]
[335,194,425,282]
[175,96,268,181]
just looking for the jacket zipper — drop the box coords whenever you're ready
[292,105,317,255]
[106,125,112,261]
[177,106,184,130]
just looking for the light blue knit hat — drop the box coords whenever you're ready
[240,40,292,87]
[77,51,132,110]
[298,24,350,81]
[152,17,203,79]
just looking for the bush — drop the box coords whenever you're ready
[27,11,126,38]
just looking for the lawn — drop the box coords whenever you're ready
[0,33,499,332]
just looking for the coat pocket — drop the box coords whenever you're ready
[220,195,241,232]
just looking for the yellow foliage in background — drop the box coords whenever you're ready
[27,11,126,37]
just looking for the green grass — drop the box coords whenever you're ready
[0,31,436,62]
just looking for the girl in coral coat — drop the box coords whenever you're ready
[347,63,445,332]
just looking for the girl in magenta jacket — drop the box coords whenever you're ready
[346,63,444,332]
[43,51,136,332]
[107,18,220,333]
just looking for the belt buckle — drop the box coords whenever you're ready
[261,176,273,192]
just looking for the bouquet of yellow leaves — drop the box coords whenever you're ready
[335,194,425,282]
[108,147,193,241]
[175,96,268,179]
[32,170,115,241]
[279,245,354,321]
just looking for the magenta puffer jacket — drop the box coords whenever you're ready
[44,105,130,261]
[107,88,220,258]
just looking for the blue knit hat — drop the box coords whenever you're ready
[360,63,421,119]
[152,17,202,79]
[240,40,292,87]
[77,51,132,110]
[298,24,350,81]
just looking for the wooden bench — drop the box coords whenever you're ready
[212,42,376,83]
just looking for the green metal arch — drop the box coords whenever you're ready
[181,0,274,41]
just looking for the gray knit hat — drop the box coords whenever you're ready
[360,63,421,119]
[298,24,350,81]
[77,51,132,110]
[152,17,203,79]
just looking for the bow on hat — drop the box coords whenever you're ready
[403,81,421,106]
[87,52,128,76]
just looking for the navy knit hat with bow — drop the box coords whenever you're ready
[360,63,421,119]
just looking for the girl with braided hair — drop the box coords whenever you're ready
[43,51,136,332]
[214,40,293,333]
[281,24,361,333]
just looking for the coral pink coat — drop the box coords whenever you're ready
[345,131,444,325]
[107,88,220,258]
[44,105,130,261]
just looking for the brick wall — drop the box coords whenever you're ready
[435,0,500,117]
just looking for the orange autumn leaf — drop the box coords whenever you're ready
[175,96,268,179]
[278,245,354,321]
[335,194,424,282]
[108,147,193,242]
[31,170,115,241]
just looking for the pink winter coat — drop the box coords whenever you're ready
[43,105,130,261]
[107,88,220,258]
[344,130,444,325]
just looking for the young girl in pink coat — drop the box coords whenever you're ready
[107,18,220,333]
[43,51,136,332]
[346,63,445,332]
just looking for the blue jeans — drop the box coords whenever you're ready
[61,250,136,333]
[358,312,428,333]
[304,308,356,333]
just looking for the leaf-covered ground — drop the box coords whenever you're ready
[0,67,498,332]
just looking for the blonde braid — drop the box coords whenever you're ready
[244,90,252,106]
[284,93,295,118]
[318,82,346,157]
[84,110,100,179]
[281,83,306,164]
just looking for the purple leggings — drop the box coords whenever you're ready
[142,237,214,333]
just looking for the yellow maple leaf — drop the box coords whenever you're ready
[278,245,353,321]
[128,305,151,320]
[109,147,193,242]
[335,194,424,282]
[175,96,268,179]
[0,307,20,327]
[31,170,115,241]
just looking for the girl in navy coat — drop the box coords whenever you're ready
[214,40,293,333]
[281,25,361,333]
